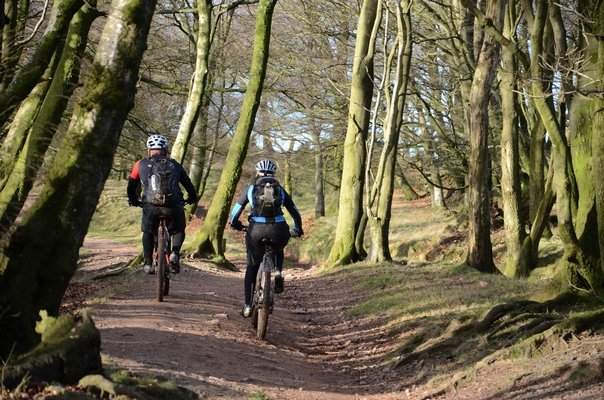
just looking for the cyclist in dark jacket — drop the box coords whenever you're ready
[229,159,303,318]
[127,134,197,274]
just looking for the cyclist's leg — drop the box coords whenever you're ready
[141,206,160,274]
[142,232,154,264]
[167,207,186,272]
[242,224,264,315]
[270,222,290,293]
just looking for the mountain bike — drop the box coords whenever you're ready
[154,215,171,302]
[250,238,276,340]
[248,231,300,340]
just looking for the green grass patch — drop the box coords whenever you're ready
[342,260,545,335]
[247,390,268,400]
[88,179,140,242]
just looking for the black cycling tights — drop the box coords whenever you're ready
[142,231,185,265]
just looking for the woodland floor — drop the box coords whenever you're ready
[61,236,604,400]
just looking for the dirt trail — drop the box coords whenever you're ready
[73,238,408,400]
[71,238,604,400]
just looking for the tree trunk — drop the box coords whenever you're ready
[530,0,603,294]
[283,140,295,195]
[465,0,505,274]
[312,120,325,218]
[500,4,526,277]
[0,0,157,358]
[517,158,556,275]
[417,110,444,207]
[171,0,212,164]
[395,162,420,201]
[185,112,208,219]
[0,63,55,193]
[367,0,412,263]
[595,35,604,275]
[190,0,277,261]
[0,0,29,93]
[327,0,380,266]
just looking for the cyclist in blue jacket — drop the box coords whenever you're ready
[229,159,303,317]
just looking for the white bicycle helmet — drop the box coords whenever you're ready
[146,134,169,150]
[255,159,277,176]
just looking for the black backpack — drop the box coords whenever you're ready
[251,177,283,217]
[143,158,179,206]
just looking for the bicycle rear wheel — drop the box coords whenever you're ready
[256,269,271,340]
[156,225,167,302]
[250,305,258,329]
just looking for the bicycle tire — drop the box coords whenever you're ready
[256,269,271,340]
[163,274,170,296]
[157,225,167,302]
[250,305,258,329]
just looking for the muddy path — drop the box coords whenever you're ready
[71,238,408,400]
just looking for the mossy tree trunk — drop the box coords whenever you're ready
[366,0,412,263]
[0,0,157,359]
[0,4,97,230]
[189,0,277,260]
[595,34,604,275]
[0,61,56,194]
[464,0,504,273]
[529,0,604,294]
[500,3,526,277]
[326,0,380,266]
[563,0,604,292]
[189,10,235,216]
[171,0,212,164]
[0,0,84,131]
[185,113,208,220]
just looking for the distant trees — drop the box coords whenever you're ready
[322,0,602,297]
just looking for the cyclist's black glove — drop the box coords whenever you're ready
[292,227,304,237]
[128,198,141,207]
[230,220,244,231]
[184,197,197,205]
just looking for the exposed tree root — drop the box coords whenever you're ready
[1,311,102,390]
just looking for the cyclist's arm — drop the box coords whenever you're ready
[179,170,197,202]
[127,160,141,203]
[228,187,250,225]
[282,189,303,232]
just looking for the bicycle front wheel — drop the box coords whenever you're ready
[156,225,167,302]
[256,269,271,340]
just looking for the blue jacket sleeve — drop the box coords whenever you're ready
[229,185,250,224]
[281,188,302,231]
